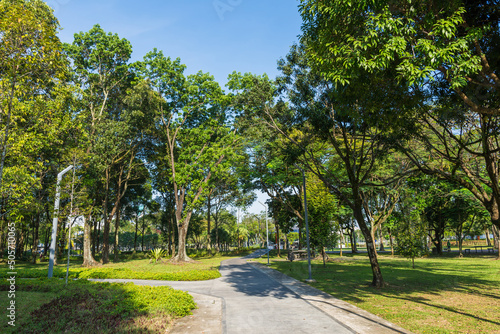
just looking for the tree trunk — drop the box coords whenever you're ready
[207,193,212,255]
[31,214,40,264]
[173,216,192,262]
[321,246,329,267]
[92,217,97,257]
[141,222,145,252]
[169,215,175,257]
[215,218,220,252]
[339,227,344,257]
[102,173,111,264]
[485,228,492,246]
[485,201,500,259]
[43,225,50,256]
[16,226,25,259]
[354,206,384,288]
[348,229,357,253]
[491,225,499,261]
[458,233,464,258]
[378,229,385,252]
[388,228,394,256]
[0,209,5,259]
[83,215,98,266]
[97,218,102,256]
[113,203,121,262]
[275,220,280,257]
[298,225,302,250]
[370,228,378,257]
[133,213,138,253]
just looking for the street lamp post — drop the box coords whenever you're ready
[258,201,269,265]
[48,165,73,278]
[296,164,315,282]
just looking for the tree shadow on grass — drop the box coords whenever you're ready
[0,279,195,334]
[268,258,500,303]
[391,295,500,326]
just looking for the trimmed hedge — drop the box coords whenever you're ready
[0,266,221,280]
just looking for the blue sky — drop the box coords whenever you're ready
[49,0,302,86]
[48,0,303,215]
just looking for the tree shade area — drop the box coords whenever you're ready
[1,0,499,295]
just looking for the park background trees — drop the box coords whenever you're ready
[1,1,498,289]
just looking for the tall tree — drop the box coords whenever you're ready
[299,0,500,259]
[64,24,134,264]
[0,0,66,189]
[137,49,241,261]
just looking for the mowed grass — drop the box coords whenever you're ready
[0,250,253,280]
[257,252,500,334]
[0,250,254,333]
[0,279,196,334]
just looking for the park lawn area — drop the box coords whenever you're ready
[0,279,196,333]
[257,252,500,334]
[0,251,254,333]
[0,251,248,280]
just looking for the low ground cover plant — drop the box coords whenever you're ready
[0,256,225,281]
[0,279,196,333]
[0,249,255,281]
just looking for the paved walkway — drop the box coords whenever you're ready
[96,251,412,333]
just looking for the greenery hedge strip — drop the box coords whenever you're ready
[0,267,221,281]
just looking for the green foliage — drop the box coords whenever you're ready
[0,278,196,333]
[0,0,73,223]
[0,265,221,281]
[299,0,485,89]
[306,173,339,251]
[149,248,167,263]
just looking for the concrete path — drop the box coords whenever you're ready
[96,251,412,333]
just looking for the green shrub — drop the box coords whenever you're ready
[149,248,168,263]
[0,279,196,333]
[77,267,221,280]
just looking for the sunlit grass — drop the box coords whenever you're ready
[256,251,500,334]
[0,249,253,280]
[0,279,195,334]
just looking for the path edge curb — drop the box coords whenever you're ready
[247,260,413,334]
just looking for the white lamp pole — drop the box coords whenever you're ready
[258,201,269,265]
[48,165,73,278]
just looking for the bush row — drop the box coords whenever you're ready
[0,266,221,280]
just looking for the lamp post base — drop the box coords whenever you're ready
[304,279,316,283]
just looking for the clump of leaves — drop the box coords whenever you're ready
[149,248,167,263]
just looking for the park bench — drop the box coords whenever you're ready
[464,249,471,254]
[287,250,308,262]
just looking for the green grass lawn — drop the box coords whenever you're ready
[256,251,500,334]
[0,250,255,333]
[0,249,253,281]
[0,279,196,333]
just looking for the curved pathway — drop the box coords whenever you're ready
[96,252,411,334]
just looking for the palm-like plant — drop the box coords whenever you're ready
[149,248,167,263]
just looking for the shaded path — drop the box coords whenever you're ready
[98,254,353,333]
[96,251,411,333]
